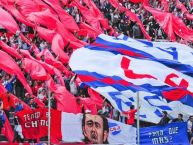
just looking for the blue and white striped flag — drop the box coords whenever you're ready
[69,34,193,123]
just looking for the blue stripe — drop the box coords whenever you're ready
[75,70,193,108]
[92,37,193,77]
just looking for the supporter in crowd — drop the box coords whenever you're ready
[172,113,184,122]
[0,109,5,134]
[122,105,138,126]
[187,116,193,143]
[158,111,171,125]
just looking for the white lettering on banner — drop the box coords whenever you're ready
[152,137,170,144]
[148,127,179,144]
[23,112,41,121]
[169,127,178,134]
[24,120,48,128]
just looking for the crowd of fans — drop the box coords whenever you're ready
[0,0,192,143]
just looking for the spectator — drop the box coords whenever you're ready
[172,114,184,122]
[0,109,5,134]
[187,116,193,143]
[98,101,111,118]
[2,74,16,93]
[14,101,23,113]
[122,105,138,126]
[69,74,78,96]
[13,116,24,143]
[158,111,170,125]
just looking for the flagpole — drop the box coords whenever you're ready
[137,91,140,145]
[48,89,51,145]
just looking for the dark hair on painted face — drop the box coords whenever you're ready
[82,113,109,144]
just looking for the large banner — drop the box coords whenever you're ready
[140,122,189,145]
[16,109,137,144]
[16,108,48,139]
[52,112,137,144]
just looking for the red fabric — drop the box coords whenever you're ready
[36,49,71,75]
[80,98,98,115]
[46,77,78,113]
[61,0,69,5]
[162,88,188,101]
[185,13,193,20]
[19,49,33,59]
[22,58,48,81]
[0,41,22,59]
[124,109,137,125]
[176,0,187,13]
[51,33,69,64]
[50,109,62,143]
[83,0,111,30]
[0,50,32,94]
[71,0,103,32]
[15,108,48,139]
[1,112,14,142]
[53,68,65,86]
[1,3,35,28]
[41,0,79,32]
[129,0,143,3]
[78,22,102,38]
[36,26,56,43]
[15,0,46,17]
[143,2,193,42]
[88,88,103,108]
[0,93,11,110]
[27,9,58,29]
[0,7,19,33]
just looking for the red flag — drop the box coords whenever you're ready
[15,0,46,17]
[88,88,103,108]
[0,4,35,46]
[22,58,48,81]
[0,41,22,59]
[15,108,48,140]
[1,112,14,142]
[71,0,103,32]
[108,0,151,40]
[36,48,70,75]
[47,77,78,113]
[129,0,143,3]
[36,26,56,43]
[41,0,79,32]
[186,13,193,20]
[1,3,35,28]
[53,68,65,86]
[143,5,176,41]
[51,33,69,64]
[80,98,98,115]
[0,50,32,94]
[0,7,19,33]
[83,0,111,30]
[143,2,193,42]
[78,22,102,38]
[27,9,58,29]
[176,0,187,13]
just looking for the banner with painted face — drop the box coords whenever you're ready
[16,109,137,144]
[53,112,137,144]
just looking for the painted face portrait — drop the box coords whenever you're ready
[82,114,109,144]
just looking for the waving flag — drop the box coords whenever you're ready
[69,34,193,123]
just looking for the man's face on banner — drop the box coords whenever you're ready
[83,114,108,144]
